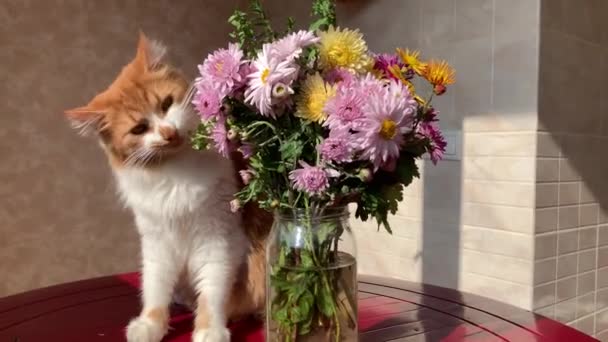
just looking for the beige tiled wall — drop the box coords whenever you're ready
[347,0,541,312]
[534,0,608,338]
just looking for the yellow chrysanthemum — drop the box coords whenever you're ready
[424,60,456,86]
[295,73,336,123]
[397,48,428,76]
[318,26,371,73]
[423,59,456,95]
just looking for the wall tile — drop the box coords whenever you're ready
[577,271,596,296]
[536,258,557,285]
[599,247,608,268]
[579,249,598,273]
[464,181,534,207]
[462,249,532,285]
[580,182,597,204]
[555,298,577,324]
[462,203,534,233]
[461,272,532,309]
[600,225,608,246]
[536,305,555,319]
[493,0,540,115]
[465,226,533,260]
[536,208,558,233]
[599,267,608,290]
[559,182,580,206]
[536,159,560,183]
[536,183,559,208]
[464,157,536,182]
[557,276,577,301]
[536,234,558,260]
[558,231,579,255]
[557,254,577,279]
[558,206,580,230]
[597,308,608,333]
[580,204,600,227]
[537,132,560,157]
[577,293,596,319]
[559,157,582,182]
[575,313,595,335]
[534,283,556,309]
[579,227,598,250]
[464,133,536,157]
[598,289,608,312]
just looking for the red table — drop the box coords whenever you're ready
[0,273,596,341]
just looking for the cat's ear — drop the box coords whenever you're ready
[134,31,167,70]
[64,106,105,136]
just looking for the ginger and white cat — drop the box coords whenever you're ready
[65,34,270,342]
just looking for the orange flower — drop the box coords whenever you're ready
[423,60,455,95]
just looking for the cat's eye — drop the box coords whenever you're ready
[130,122,149,135]
[161,95,174,113]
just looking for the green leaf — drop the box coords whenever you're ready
[300,250,315,268]
[317,283,336,317]
[395,155,420,187]
[309,18,328,32]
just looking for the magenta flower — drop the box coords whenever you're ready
[211,117,233,158]
[355,81,417,169]
[199,43,244,91]
[373,53,406,81]
[418,121,447,164]
[289,162,333,196]
[192,82,227,120]
[318,132,355,163]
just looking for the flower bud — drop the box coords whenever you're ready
[433,84,447,95]
[239,169,253,185]
[272,83,293,99]
[230,199,241,213]
[227,129,238,141]
[358,168,373,182]
[221,102,233,115]
[270,199,280,208]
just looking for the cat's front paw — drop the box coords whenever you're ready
[126,316,167,342]
[192,326,230,342]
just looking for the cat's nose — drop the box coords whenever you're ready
[159,125,181,146]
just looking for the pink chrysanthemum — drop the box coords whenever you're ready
[323,68,356,85]
[356,81,417,169]
[356,73,385,96]
[199,43,244,91]
[418,121,447,165]
[373,53,406,81]
[289,161,333,196]
[211,117,233,158]
[318,132,356,163]
[192,82,228,120]
[324,84,366,131]
[245,44,298,117]
[270,30,319,61]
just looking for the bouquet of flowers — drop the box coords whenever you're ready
[191,0,454,340]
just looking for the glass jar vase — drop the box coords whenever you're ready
[265,207,358,342]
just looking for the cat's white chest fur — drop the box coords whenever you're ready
[113,149,248,306]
